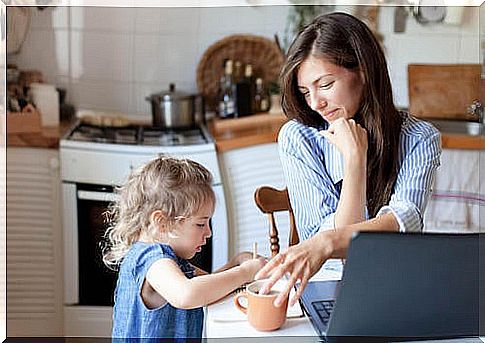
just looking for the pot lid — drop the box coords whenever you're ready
[149,83,194,101]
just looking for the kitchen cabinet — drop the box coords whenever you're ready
[220,143,483,258]
[219,143,291,258]
[6,147,63,336]
[213,114,483,242]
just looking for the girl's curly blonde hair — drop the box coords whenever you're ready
[102,154,215,270]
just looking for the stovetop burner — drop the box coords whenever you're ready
[67,124,209,146]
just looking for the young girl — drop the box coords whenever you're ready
[103,155,266,339]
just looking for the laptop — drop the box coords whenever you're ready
[299,232,481,341]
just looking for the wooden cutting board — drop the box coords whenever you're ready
[408,64,481,120]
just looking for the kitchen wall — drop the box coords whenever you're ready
[8,5,480,120]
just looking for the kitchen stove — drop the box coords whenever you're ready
[67,123,210,146]
[60,120,228,336]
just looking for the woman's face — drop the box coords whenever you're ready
[297,55,364,124]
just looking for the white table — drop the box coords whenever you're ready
[204,261,343,339]
[204,261,484,343]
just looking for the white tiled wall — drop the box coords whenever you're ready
[378,6,480,108]
[8,5,480,119]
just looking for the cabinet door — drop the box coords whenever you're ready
[220,143,289,258]
[6,148,63,336]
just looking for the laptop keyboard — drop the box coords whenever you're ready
[312,300,335,325]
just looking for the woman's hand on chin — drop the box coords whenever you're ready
[320,118,368,163]
[255,232,333,307]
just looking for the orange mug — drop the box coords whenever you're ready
[234,279,289,331]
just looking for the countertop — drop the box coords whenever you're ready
[7,119,75,149]
[209,112,484,152]
[7,113,484,151]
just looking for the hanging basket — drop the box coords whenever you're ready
[196,34,285,111]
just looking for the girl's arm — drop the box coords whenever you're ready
[191,251,259,276]
[146,257,265,309]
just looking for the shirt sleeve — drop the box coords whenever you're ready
[278,122,339,240]
[376,127,441,232]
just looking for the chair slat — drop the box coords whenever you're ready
[254,186,300,257]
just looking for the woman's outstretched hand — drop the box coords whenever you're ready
[254,234,332,307]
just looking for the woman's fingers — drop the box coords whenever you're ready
[254,252,284,280]
[276,261,305,307]
[259,261,291,296]
[291,265,311,306]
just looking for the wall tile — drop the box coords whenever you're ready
[70,31,133,82]
[14,29,69,84]
[457,34,480,63]
[29,7,69,30]
[133,34,162,84]
[69,79,131,113]
[199,6,265,35]
[159,7,200,35]
[134,7,162,34]
[159,33,199,91]
[70,6,135,33]
[131,82,162,119]
[10,5,481,117]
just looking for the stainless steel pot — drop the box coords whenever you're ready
[146,83,204,128]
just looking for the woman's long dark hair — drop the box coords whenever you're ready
[280,12,403,217]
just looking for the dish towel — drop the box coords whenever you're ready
[424,149,484,233]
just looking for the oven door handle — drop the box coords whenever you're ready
[77,190,119,202]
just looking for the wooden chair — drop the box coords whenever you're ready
[254,186,299,257]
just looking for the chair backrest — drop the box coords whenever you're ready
[254,186,299,257]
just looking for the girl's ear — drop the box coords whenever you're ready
[150,210,165,229]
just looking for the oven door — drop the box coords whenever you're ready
[63,182,119,305]
[62,182,219,306]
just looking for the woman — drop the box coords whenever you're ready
[255,12,441,307]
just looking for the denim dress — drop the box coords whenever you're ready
[112,242,203,339]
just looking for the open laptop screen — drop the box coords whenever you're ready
[300,232,480,339]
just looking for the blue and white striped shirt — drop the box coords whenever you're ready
[278,113,441,240]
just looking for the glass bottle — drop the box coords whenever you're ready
[234,63,253,117]
[217,59,235,119]
[253,77,270,113]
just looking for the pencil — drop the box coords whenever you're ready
[252,242,257,259]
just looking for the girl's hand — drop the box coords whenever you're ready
[240,257,267,281]
[254,234,332,307]
[230,251,266,267]
[320,118,368,163]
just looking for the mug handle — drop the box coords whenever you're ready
[233,291,248,315]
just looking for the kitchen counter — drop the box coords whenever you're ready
[208,112,287,152]
[7,114,483,150]
[7,119,75,149]
[209,112,484,151]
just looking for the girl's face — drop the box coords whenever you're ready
[296,55,364,124]
[169,202,214,260]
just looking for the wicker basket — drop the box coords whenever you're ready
[196,34,285,111]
